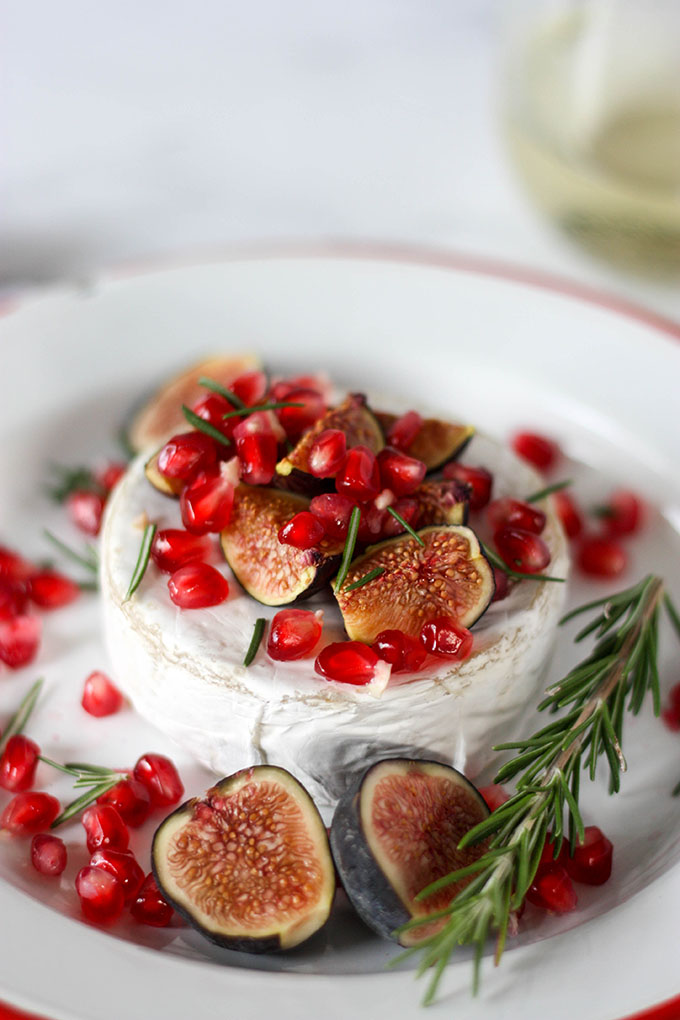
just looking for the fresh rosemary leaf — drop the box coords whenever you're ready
[0,678,43,755]
[526,479,573,503]
[672,779,680,797]
[197,375,247,410]
[244,618,266,666]
[51,779,120,828]
[334,506,362,591]
[124,522,157,602]
[220,401,304,420]
[386,507,425,546]
[480,542,565,584]
[181,405,233,446]
[343,567,385,592]
[664,593,680,642]
[43,529,98,574]
[46,463,101,503]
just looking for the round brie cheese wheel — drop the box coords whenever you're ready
[101,433,569,820]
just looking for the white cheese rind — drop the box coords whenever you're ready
[101,435,569,819]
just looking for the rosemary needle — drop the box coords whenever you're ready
[124,522,157,602]
[244,618,266,666]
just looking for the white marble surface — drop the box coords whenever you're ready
[3,0,679,319]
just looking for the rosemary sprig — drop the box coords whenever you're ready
[344,567,385,592]
[397,575,671,1004]
[124,522,157,601]
[220,401,304,420]
[334,506,362,591]
[244,618,266,666]
[43,529,98,575]
[387,507,425,547]
[197,375,247,410]
[480,541,565,584]
[39,758,128,828]
[181,405,233,446]
[0,678,43,755]
[526,479,573,503]
[45,463,102,503]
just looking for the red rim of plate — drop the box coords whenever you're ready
[0,240,678,1020]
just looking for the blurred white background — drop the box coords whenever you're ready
[3,0,678,317]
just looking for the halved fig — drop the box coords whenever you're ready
[220,485,344,604]
[412,479,469,528]
[330,758,489,946]
[375,412,474,472]
[144,449,183,497]
[152,766,335,952]
[276,394,384,486]
[127,353,262,453]
[335,525,494,643]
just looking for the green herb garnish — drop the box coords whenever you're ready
[43,529,98,575]
[124,522,157,602]
[181,405,233,446]
[386,507,425,547]
[220,401,304,420]
[344,567,386,592]
[197,376,247,410]
[45,463,102,503]
[526,479,573,503]
[480,541,565,583]
[39,759,128,828]
[334,506,362,591]
[0,678,43,756]
[244,618,266,666]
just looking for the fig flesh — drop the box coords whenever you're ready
[376,412,474,473]
[152,766,335,952]
[220,485,344,604]
[335,525,494,644]
[411,479,469,528]
[330,758,489,946]
[144,448,183,497]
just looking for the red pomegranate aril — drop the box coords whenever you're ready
[0,579,29,620]
[372,629,427,673]
[382,498,419,538]
[315,642,383,685]
[0,735,40,792]
[479,784,510,812]
[1,791,60,835]
[420,616,473,660]
[487,498,546,535]
[131,873,174,927]
[234,423,278,485]
[0,615,42,669]
[81,670,124,717]
[577,536,627,579]
[96,461,127,493]
[511,431,561,472]
[495,527,551,574]
[267,609,324,661]
[564,826,613,885]
[151,529,213,573]
[553,490,583,539]
[97,778,151,827]
[133,753,184,808]
[76,865,125,924]
[356,502,386,543]
[231,369,268,406]
[191,393,238,440]
[82,804,130,854]
[539,834,568,868]
[377,448,426,498]
[29,569,80,610]
[662,683,680,731]
[67,489,106,536]
[599,489,645,537]
[157,431,218,482]
[526,864,577,913]
[180,464,236,534]
[309,493,356,541]
[90,849,145,904]
[276,387,326,438]
[0,546,34,583]
[278,512,326,550]
[336,445,381,502]
[491,566,510,602]
[387,410,423,451]
[31,833,67,876]
[168,562,229,609]
[442,463,493,511]
[308,429,347,478]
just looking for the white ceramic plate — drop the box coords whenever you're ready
[1,249,679,1020]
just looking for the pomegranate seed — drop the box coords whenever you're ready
[487,499,546,535]
[495,527,551,574]
[0,546,34,583]
[420,617,473,660]
[151,528,213,573]
[553,490,583,539]
[0,579,29,620]
[662,683,680,732]
[81,670,124,717]
[67,489,106,536]
[270,374,330,403]
[96,461,127,492]
[191,393,237,441]
[372,629,427,673]
[308,429,347,478]
[278,512,326,550]
[479,784,510,812]
[336,445,381,503]
[29,569,80,609]
[511,431,560,471]
[387,410,423,451]
[131,872,174,927]
[276,387,326,438]
[377,448,426,497]
[382,498,419,538]
[442,463,493,511]
[599,490,645,537]
[97,778,151,827]
[1,791,60,835]
[315,641,384,685]
[168,562,229,609]
[267,609,324,661]
[82,804,130,854]
[90,849,145,904]
[0,735,40,792]
[31,833,67,876]
[233,413,278,485]
[526,864,577,913]
[356,501,387,544]
[491,566,510,602]
[309,493,356,540]
[0,615,42,669]
[577,536,627,578]
[180,464,235,534]
[76,865,125,924]
[133,753,184,808]
[564,826,613,885]
[231,370,268,406]
[157,431,218,483]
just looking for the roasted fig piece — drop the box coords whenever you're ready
[144,448,183,497]
[330,758,489,946]
[335,525,494,644]
[376,412,474,473]
[220,485,344,604]
[412,479,469,528]
[127,353,262,453]
[153,766,335,952]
